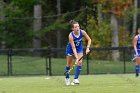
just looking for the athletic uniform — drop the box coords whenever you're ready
[134,35,140,77]
[66,30,83,56]
[65,30,83,85]
[134,35,140,58]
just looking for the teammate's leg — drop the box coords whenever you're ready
[135,58,140,77]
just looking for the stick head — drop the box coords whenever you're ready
[64,72,66,76]
[131,59,134,62]
[64,71,68,76]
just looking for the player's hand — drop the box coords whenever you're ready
[75,58,82,65]
[136,52,139,57]
[75,58,79,64]
[86,48,90,55]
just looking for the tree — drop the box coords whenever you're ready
[111,13,119,61]
[0,0,6,48]
[33,4,42,49]
[2,2,34,48]
[0,0,134,50]
[3,0,10,3]
[95,0,133,60]
[132,0,138,38]
[56,0,61,48]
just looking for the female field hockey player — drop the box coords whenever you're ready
[65,20,91,85]
[133,28,140,77]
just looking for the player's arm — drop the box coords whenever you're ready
[82,30,91,54]
[69,33,78,59]
[133,36,138,56]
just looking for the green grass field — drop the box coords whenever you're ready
[0,74,140,93]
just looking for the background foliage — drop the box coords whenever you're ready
[0,0,139,48]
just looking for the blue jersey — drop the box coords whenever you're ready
[66,30,83,56]
[134,35,140,57]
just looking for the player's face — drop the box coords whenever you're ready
[138,29,140,34]
[72,23,80,32]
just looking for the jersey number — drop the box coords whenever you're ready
[76,42,80,46]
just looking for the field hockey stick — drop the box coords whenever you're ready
[64,54,86,76]
[131,57,136,62]
[131,57,140,62]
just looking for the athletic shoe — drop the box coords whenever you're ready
[65,78,70,86]
[73,79,80,84]
[136,73,139,77]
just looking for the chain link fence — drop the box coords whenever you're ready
[0,46,135,76]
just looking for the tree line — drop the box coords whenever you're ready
[0,0,139,51]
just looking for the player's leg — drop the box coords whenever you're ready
[73,53,83,84]
[65,56,73,78]
[65,55,73,85]
[135,58,140,77]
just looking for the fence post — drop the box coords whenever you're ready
[45,53,48,76]
[86,53,89,74]
[7,50,10,76]
[123,47,126,73]
[45,47,52,76]
[7,48,12,76]
[48,48,52,76]
[48,55,52,76]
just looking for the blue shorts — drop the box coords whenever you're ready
[66,47,83,56]
[134,50,140,57]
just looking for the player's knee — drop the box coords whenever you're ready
[77,61,82,66]
[67,63,73,67]
[136,58,140,65]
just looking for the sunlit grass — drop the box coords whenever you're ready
[0,74,140,93]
